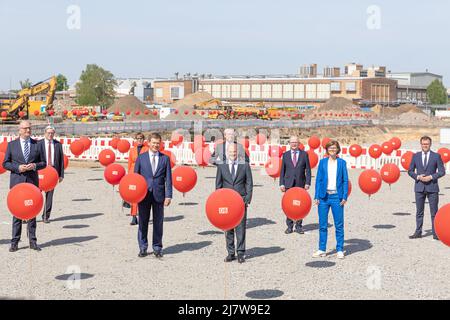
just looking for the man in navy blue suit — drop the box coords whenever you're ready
[134,132,173,258]
[408,136,445,240]
[279,136,311,234]
[2,120,46,252]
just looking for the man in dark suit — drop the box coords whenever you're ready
[408,136,445,240]
[38,125,64,223]
[215,143,253,263]
[2,120,47,252]
[209,128,249,165]
[134,132,173,258]
[280,135,311,234]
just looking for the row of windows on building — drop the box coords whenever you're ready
[198,82,358,100]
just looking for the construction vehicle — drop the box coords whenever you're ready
[0,76,57,122]
[194,98,223,109]
[207,104,270,120]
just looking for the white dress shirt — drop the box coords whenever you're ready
[44,139,55,166]
[327,158,338,191]
[148,151,159,174]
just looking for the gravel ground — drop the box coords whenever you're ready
[0,164,449,300]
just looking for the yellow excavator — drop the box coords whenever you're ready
[0,76,57,122]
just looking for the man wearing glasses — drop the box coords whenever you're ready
[279,136,312,234]
[38,125,65,223]
[2,120,46,252]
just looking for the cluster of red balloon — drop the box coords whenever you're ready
[70,136,92,157]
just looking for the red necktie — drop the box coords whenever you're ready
[292,151,297,166]
[48,140,53,166]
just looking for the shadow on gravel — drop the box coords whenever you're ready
[303,223,332,232]
[329,238,373,256]
[393,212,411,216]
[72,198,92,202]
[198,230,223,236]
[55,273,94,281]
[40,236,98,248]
[246,246,285,260]
[164,241,212,255]
[87,178,103,181]
[52,213,103,222]
[247,218,276,229]
[305,261,336,268]
[178,202,198,206]
[164,215,184,222]
[246,289,284,299]
[373,224,396,229]
[0,239,10,245]
[62,224,90,229]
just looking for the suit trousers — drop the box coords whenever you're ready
[415,191,438,236]
[42,190,54,219]
[226,207,247,256]
[138,192,164,252]
[12,217,37,245]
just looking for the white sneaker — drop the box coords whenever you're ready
[337,251,345,259]
[312,250,326,258]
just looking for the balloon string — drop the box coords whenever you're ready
[29,225,32,298]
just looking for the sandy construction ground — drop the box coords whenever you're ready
[0,163,449,300]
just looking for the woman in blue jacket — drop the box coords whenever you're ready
[313,140,349,259]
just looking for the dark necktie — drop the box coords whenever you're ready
[231,161,236,179]
[423,152,428,168]
[48,140,53,166]
[23,140,30,163]
[292,151,298,166]
[151,154,156,175]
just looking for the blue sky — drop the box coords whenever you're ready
[0,0,448,89]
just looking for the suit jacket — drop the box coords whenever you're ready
[37,139,64,179]
[314,157,349,201]
[134,151,173,203]
[2,138,47,189]
[279,149,311,188]
[209,142,249,165]
[408,150,445,193]
[215,161,253,205]
[128,145,149,173]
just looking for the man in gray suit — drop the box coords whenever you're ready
[408,136,445,240]
[209,128,249,165]
[215,143,253,263]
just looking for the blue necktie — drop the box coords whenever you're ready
[23,140,30,163]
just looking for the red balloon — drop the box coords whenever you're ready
[63,110,68,115]
[63,154,69,169]
[104,163,126,185]
[34,110,40,116]
[349,144,362,158]
[205,188,245,231]
[117,139,131,153]
[159,142,165,152]
[369,144,382,159]
[435,204,450,246]
[91,110,97,116]
[171,132,184,146]
[437,148,450,163]
[306,149,318,168]
[102,110,107,115]
[195,147,211,167]
[268,145,283,158]
[390,137,402,150]
[144,110,150,115]
[298,143,305,151]
[321,137,331,149]
[193,135,206,151]
[348,180,352,197]
[70,140,84,156]
[0,152,7,174]
[161,150,176,168]
[38,166,59,192]
[135,110,140,115]
[18,111,25,118]
[265,157,282,179]
[400,151,414,170]
[308,136,320,150]
[381,141,393,155]
[1,111,7,118]
[119,173,148,203]
[109,137,120,149]
[98,149,116,166]
[0,141,7,153]
[173,166,197,194]
[7,183,44,220]
[79,136,91,151]
[240,138,250,149]
[153,111,158,116]
[281,187,312,221]
[126,111,131,116]
[358,169,382,196]
[380,163,400,185]
[256,133,267,145]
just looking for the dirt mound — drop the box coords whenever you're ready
[165,91,212,120]
[318,97,362,112]
[108,95,158,120]
[376,104,426,119]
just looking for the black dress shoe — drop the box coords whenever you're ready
[30,243,41,251]
[409,232,422,239]
[433,235,439,240]
[285,228,293,234]
[9,244,18,252]
[237,255,245,263]
[130,217,138,225]
[154,251,163,258]
[295,227,305,234]
[224,254,236,262]
[138,250,148,257]
[123,201,131,209]
[43,218,50,224]
[23,220,28,224]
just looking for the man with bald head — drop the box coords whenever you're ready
[2,120,46,252]
[279,135,311,234]
[209,128,249,165]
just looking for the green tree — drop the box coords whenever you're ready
[56,74,69,91]
[75,64,117,108]
[19,78,32,89]
[426,79,448,104]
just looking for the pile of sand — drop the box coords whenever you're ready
[165,92,211,120]
[375,103,427,119]
[108,95,158,120]
[318,97,363,113]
